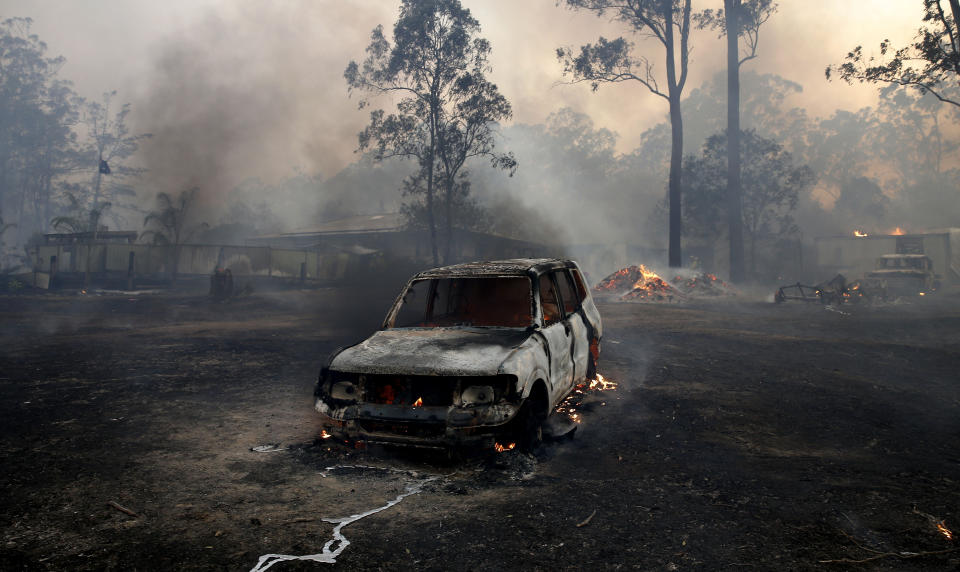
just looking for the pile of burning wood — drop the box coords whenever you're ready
[593,265,735,302]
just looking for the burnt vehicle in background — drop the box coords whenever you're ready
[314,259,602,451]
[864,254,939,297]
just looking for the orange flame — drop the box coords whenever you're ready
[938,521,954,541]
[891,226,906,235]
[853,229,869,237]
[320,430,333,439]
[588,373,618,391]
[556,374,619,424]
[494,442,516,453]
[412,397,423,407]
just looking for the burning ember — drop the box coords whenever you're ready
[891,226,906,235]
[557,374,619,424]
[494,442,516,453]
[412,397,423,408]
[853,229,869,237]
[588,373,617,391]
[320,430,333,439]
[937,520,954,541]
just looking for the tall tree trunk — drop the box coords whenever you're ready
[443,175,453,265]
[92,149,103,211]
[667,94,683,268]
[664,2,683,268]
[425,107,439,267]
[726,0,746,283]
[950,0,960,70]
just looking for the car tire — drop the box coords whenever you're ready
[516,399,544,453]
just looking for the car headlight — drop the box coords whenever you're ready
[330,381,358,401]
[460,385,494,406]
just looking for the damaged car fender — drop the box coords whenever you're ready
[497,334,550,403]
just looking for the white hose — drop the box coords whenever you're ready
[249,467,438,571]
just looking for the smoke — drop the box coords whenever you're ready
[131,1,389,228]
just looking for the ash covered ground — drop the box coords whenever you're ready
[1,288,959,570]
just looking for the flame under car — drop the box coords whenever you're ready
[314,259,603,451]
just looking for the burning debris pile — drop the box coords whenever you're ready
[593,265,735,302]
[673,273,734,297]
[594,265,680,301]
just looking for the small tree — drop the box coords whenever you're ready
[558,0,693,268]
[83,91,151,217]
[346,0,515,265]
[682,130,814,277]
[50,192,111,235]
[141,188,206,281]
[827,0,960,108]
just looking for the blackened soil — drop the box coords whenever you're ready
[0,290,958,571]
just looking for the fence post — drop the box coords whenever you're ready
[127,251,136,291]
[49,255,58,290]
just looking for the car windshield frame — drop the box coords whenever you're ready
[386,275,535,329]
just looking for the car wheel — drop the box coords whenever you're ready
[516,400,544,453]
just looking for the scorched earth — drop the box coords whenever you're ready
[0,286,958,570]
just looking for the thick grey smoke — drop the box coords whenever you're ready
[131,2,387,229]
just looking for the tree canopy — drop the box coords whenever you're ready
[827,0,960,107]
[558,0,693,268]
[346,0,514,265]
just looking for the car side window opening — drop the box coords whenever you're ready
[554,269,580,314]
[393,277,533,328]
[539,273,563,326]
[571,269,589,302]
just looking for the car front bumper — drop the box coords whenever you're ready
[315,398,520,449]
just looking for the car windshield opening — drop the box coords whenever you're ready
[393,276,533,328]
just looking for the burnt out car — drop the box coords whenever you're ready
[314,259,602,451]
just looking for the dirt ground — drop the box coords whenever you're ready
[1,286,958,571]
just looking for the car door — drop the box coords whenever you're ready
[553,269,589,383]
[537,271,574,403]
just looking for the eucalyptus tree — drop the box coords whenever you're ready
[0,17,80,241]
[827,0,960,108]
[83,91,151,220]
[696,0,776,282]
[346,0,514,265]
[558,0,693,268]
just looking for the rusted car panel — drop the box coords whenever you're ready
[314,258,603,450]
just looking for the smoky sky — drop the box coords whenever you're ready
[7,0,921,191]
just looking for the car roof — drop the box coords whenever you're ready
[414,258,577,278]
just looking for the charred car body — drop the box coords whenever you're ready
[314,259,602,450]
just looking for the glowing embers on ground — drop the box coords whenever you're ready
[937,520,954,541]
[494,442,516,453]
[556,373,619,424]
[853,229,869,237]
[672,272,733,297]
[320,430,333,440]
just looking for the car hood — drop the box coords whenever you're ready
[331,327,532,376]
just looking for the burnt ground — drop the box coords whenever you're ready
[0,287,959,571]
